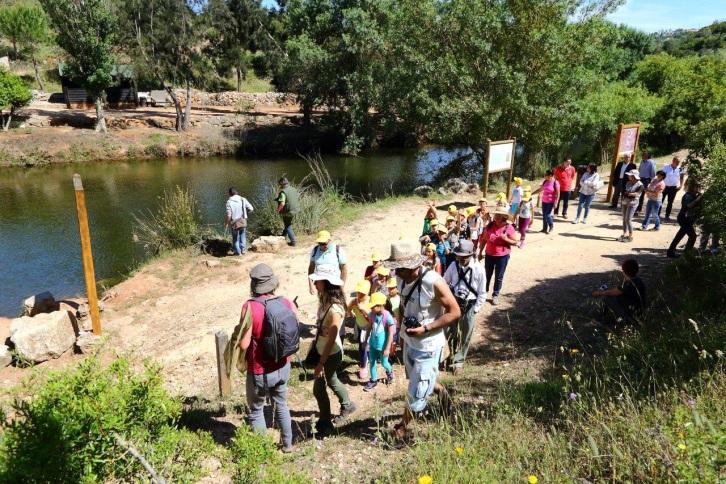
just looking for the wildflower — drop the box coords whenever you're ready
[687,399,695,407]
[677,443,687,451]
[570,348,579,354]
[528,475,538,484]
[688,318,700,333]
[562,374,570,380]
[454,447,464,455]
[716,349,724,358]
[418,475,433,484]
[569,392,578,401]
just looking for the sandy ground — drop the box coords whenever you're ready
[0,185,686,481]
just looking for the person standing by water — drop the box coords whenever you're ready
[618,170,643,243]
[482,206,519,305]
[573,164,601,224]
[225,187,254,255]
[554,157,576,219]
[531,170,560,234]
[276,177,299,247]
[610,154,636,209]
[640,170,666,231]
[636,152,657,215]
[666,180,703,258]
[659,156,686,221]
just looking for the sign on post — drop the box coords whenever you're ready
[483,139,516,198]
[607,123,641,202]
[73,174,102,335]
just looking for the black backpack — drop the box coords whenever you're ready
[254,297,300,362]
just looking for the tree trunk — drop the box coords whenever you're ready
[31,54,45,92]
[236,66,242,92]
[1,109,10,131]
[182,82,192,131]
[12,41,17,60]
[165,86,184,132]
[94,96,107,133]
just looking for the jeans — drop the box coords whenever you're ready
[668,220,697,254]
[485,253,510,296]
[622,203,637,235]
[576,193,595,221]
[231,228,247,255]
[555,191,572,216]
[312,351,351,423]
[246,362,293,448]
[403,345,443,413]
[636,178,651,212]
[641,199,662,229]
[610,180,625,208]
[282,214,296,245]
[659,186,678,218]
[449,301,476,368]
[699,228,720,252]
[368,347,393,381]
[541,202,555,232]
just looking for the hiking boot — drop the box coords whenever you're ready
[386,371,394,385]
[334,402,357,423]
[280,445,296,454]
[363,381,377,392]
[315,420,335,438]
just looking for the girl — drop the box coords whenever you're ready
[516,186,534,248]
[619,170,643,242]
[470,207,484,252]
[364,292,396,391]
[347,280,371,380]
[371,266,391,295]
[573,164,601,224]
[385,277,401,355]
[531,170,560,234]
[478,198,492,224]
[363,251,383,280]
[436,226,452,269]
[509,177,524,226]
[423,242,443,275]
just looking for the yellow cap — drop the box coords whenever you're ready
[429,219,439,227]
[316,230,331,243]
[386,277,398,288]
[495,192,507,202]
[371,250,383,262]
[466,206,476,216]
[446,215,456,222]
[355,280,371,294]
[514,177,523,185]
[448,205,457,213]
[370,292,387,307]
[375,266,390,277]
[425,242,436,251]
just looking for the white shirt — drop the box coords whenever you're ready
[226,195,254,221]
[443,259,486,313]
[579,172,601,196]
[619,162,629,178]
[399,269,446,351]
[662,165,683,187]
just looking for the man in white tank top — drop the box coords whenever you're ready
[383,240,460,440]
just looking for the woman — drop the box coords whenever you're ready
[531,170,560,234]
[482,206,519,306]
[619,170,644,242]
[423,242,443,275]
[573,164,601,224]
[309,265,357,436]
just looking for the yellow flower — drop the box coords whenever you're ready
[570,348,579,354]
[455,446,464,455]
[677,443,687,451]
[418,475,433,484]
[528,475,539,484]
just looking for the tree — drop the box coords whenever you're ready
[39,0,115,132]
[0,5,51,91]
[0,68,32,131]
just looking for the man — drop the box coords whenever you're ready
[443,240,486,375]
[592,258,646,325]
[659,156,686,221]
[276,177,300,246]
[383,240,460,439]
[224,187,254,255]
[636,152,657,214]
[554,157,576,218]
[666,179,703,258]
[610,154,636,209]
[308,230,348,295]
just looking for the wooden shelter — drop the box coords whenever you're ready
[58,63,138,109]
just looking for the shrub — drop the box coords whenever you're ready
[229,424,277,483]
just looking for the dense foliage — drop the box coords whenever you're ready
[0,67,31,130]
[0,4,49,90]
[652,21,726,56]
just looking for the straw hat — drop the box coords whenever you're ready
[383,240,427,270]
[308,264,344,286]
[493,206,511,218]
[370,292,387,307]
[355,280,371,294]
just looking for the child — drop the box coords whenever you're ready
[517,186,534,248]
[495,192,508,208]
[364,292,395,391]
[419,218,440,246]
[471,207,484,252]
[384,278,401,356]
[478,198,491,224]
[347,280,372,380]
[363,251,383,280]
[421,201,438,237]
[436,226,452,269]
[446,215,460,248]
[423,242,443,274]
[509,177,524,226]
[371,266,391,295]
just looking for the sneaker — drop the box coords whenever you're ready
[549,226,555,233]
[539,228,548,234]
[563,214,569,219]
[491,295,500,306]
[280,445,296,454]
[363,381,377,392]
[334,402,357,423]
[654,226,660,231]
[358,368,368,380]
[572,219,580,224]
[581,219,587,224]
[386,371,394,385]
[639,226,648,231]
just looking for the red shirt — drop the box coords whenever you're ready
[483,222,516,257]
[554,165,576,191]
[243,296,295,375]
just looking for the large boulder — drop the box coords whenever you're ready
[413,185,434,197]
[443,178,469,194]
[0,344,11,367]
[466,183,482,196]
[251,236,287,253]
[23,291,57,316]
[10,311,77,363]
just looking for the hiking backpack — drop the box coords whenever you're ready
[254,297,300,362]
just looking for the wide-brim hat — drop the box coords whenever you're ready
[493,206,511,217]
[383,240,427,270]
[626,169,640,180]
[250,263,279,294]
[308,264,344,286]
[453,240,475,257]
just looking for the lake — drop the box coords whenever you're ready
[0,147,468,316]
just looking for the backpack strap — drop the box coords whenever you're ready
[402,268,428,311]
[455,261,478,297]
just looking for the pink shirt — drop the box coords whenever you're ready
[483,222,516,257]
[540,179,560,204]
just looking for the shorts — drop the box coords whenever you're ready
[510,202,520,215]
[403,344,443,413]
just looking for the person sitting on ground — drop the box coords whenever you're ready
[347,280,372,381]
[481,206,519,305]
[371,265,391,296]
[237,264,297,453]
[423,242,443,275]
[308,230,348,295]
[224,187,254,256]
[363,292,396,391]
[618,170,643,242]
[666,179,703,258]
[591,258,647,325]
[573,164,601,224]
[531,170,560,234]
[516,186,535,248]
[364,251,384,280]
[640,170,666,231]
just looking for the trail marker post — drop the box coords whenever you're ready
[215,331,231,397]
[73,174,102,335]
[483,139,516,198]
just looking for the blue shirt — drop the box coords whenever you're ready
[639,158,656,180]
[367,310,395,350]
[310,243,347,269]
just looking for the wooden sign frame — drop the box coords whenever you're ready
[607,123,641,202]
[483,139,516,198]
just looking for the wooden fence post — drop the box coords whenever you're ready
[215,331,231,398]
[73,174,101,335]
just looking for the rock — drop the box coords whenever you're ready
[443,177,469,194]
[413,185,434,197]
[75,331,101,354]
[0,345,11,367]
[10,311,77,363]
[202,259,221,268]
[0,56,9,70]
[251,236,287,253]
[466,183,481,195]
[437,187,448,196]
[22,291,56,316]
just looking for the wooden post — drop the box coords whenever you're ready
[73,174,101,335]
[215,331,231,398]
[482,142,490,198]
[505,138,516,198]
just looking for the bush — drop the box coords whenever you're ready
[0,357,214,483]
[229,424,277,483]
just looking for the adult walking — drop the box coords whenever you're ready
[636,152,656,214]
[225,187,254,255]
[554,157,577,218]
[618,170,643,242]
[640,170,666,231]
[238,264,297,452]
[443,240,486,375]
[573,163,601,224]
[666,180,703,258]
[609,154,636,209]
[309,265,357,436]
[531,170,560,234]
[481,206,518,305]
[276,177,299,247]
[383,240,460,440]
[308,230,348,295]
[660,156,686,221]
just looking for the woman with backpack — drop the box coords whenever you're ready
[238,264,298,453]
[309,264,357,436]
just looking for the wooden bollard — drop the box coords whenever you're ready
[215,331,231,398]
[73,174,102,335]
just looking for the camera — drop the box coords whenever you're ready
[454,286,470,300]
[403,316,421,329]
